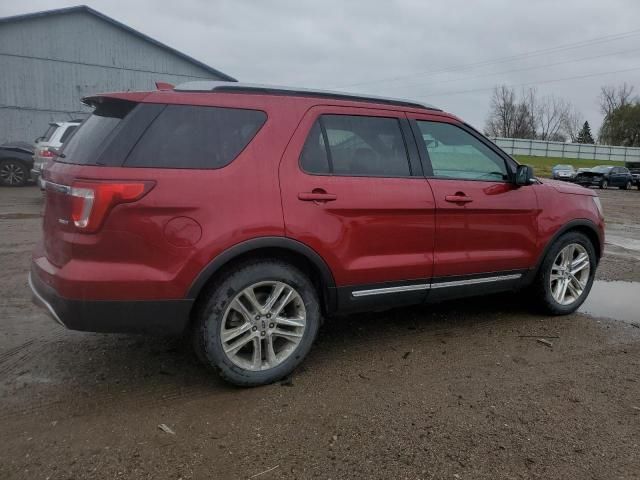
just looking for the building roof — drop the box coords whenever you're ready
[175,81,441,111]
[0,5,237,82]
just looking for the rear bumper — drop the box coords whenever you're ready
[29,267,193,335]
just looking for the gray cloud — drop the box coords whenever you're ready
[3,0,640,132]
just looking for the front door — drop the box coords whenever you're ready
[279,106,436,310]
[408,116,539,282]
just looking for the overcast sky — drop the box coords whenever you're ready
[3,0,640,133]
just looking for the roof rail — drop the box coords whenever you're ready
[174,81,440,111]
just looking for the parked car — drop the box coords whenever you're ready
[574,165,634,189]
[551,164,575,181]
[625,161,640,189]
[0,141,34,186]
[29,82,604,386]
[31,120,82,187]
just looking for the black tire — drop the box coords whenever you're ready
[622,180,632,190]
[599,179,608,189]
[532,231,597,315]
[0,159,28,187]
[192,260,321,386]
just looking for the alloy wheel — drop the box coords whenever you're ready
[549,243,591,306]
[0,161,26,186]
[220,281,306,371]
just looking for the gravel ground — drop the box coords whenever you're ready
[1,185,639,480]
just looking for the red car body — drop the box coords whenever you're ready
[30,84,605,334]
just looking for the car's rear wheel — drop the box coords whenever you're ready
[600,179,608,189]
[0,159,28,187]
[193,260,320,386]
[533,232,596,315]
[623,180,632,190]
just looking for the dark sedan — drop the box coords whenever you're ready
[0,142,34,187]
[574,165,634,190]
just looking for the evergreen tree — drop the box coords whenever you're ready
[576,121,595,144]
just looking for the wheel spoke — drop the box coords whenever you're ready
[265,334,277,367]
[221,322,252,343]
[242,288,263,315]
[251,337,262,369]
[273,328,303,342]
[275,315,305,328]
[263,282,286,313]
[563,245,575,267]
[230,298,253,322]
[571,254,589,275]
[567,277,582,299]
[271,289,294,318]
[224,331,255,355]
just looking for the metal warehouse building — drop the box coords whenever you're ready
[0,5,235,144]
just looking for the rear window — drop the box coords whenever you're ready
[60,100,136,165]
[124,105,267,169]
[40,124,57,142]
[59,125,78,144]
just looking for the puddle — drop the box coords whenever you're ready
[579,280,640,324]
[606,235,640,253]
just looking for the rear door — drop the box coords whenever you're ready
[408,115,539,283]
[279,106,435,310]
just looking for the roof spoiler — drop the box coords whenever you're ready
[155,81,175,91]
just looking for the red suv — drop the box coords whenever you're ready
[30,82,604,386]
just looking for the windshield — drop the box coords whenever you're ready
[592,166,613,173]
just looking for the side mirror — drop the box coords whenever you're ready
[515,164,534,186]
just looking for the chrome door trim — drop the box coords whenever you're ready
[430,273,522,289]
[351,283,430,297]
[350,273,523,297]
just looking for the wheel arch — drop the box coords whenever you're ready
[187,237,337,314]
[534,219,603,273]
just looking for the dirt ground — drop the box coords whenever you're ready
[1,186,639,480]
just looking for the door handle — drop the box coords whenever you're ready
[298,191,337,202]
[445,194,473,204]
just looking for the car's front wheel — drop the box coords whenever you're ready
[534,232,596,315]
[0,159,28,187]
[193,260,321,386]
[600,179,608,189]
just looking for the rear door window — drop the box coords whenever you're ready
[125,105,267,169]
[300,114,411,177]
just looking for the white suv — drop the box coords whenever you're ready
[31,120,82,186]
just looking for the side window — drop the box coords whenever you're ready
[300,121,330,174]
[59,125,78,144]
[125,105,267,169]
[299,114,411,177]
[416,121,508,181]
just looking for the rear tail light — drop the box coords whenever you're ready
[69,180,154,233]
[39,148,56,158]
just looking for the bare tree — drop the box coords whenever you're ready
[536,95,572,141]
[561,106,582,142]
[599,83,636,116]
[484,85,535,138]
[485,85,576,141]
